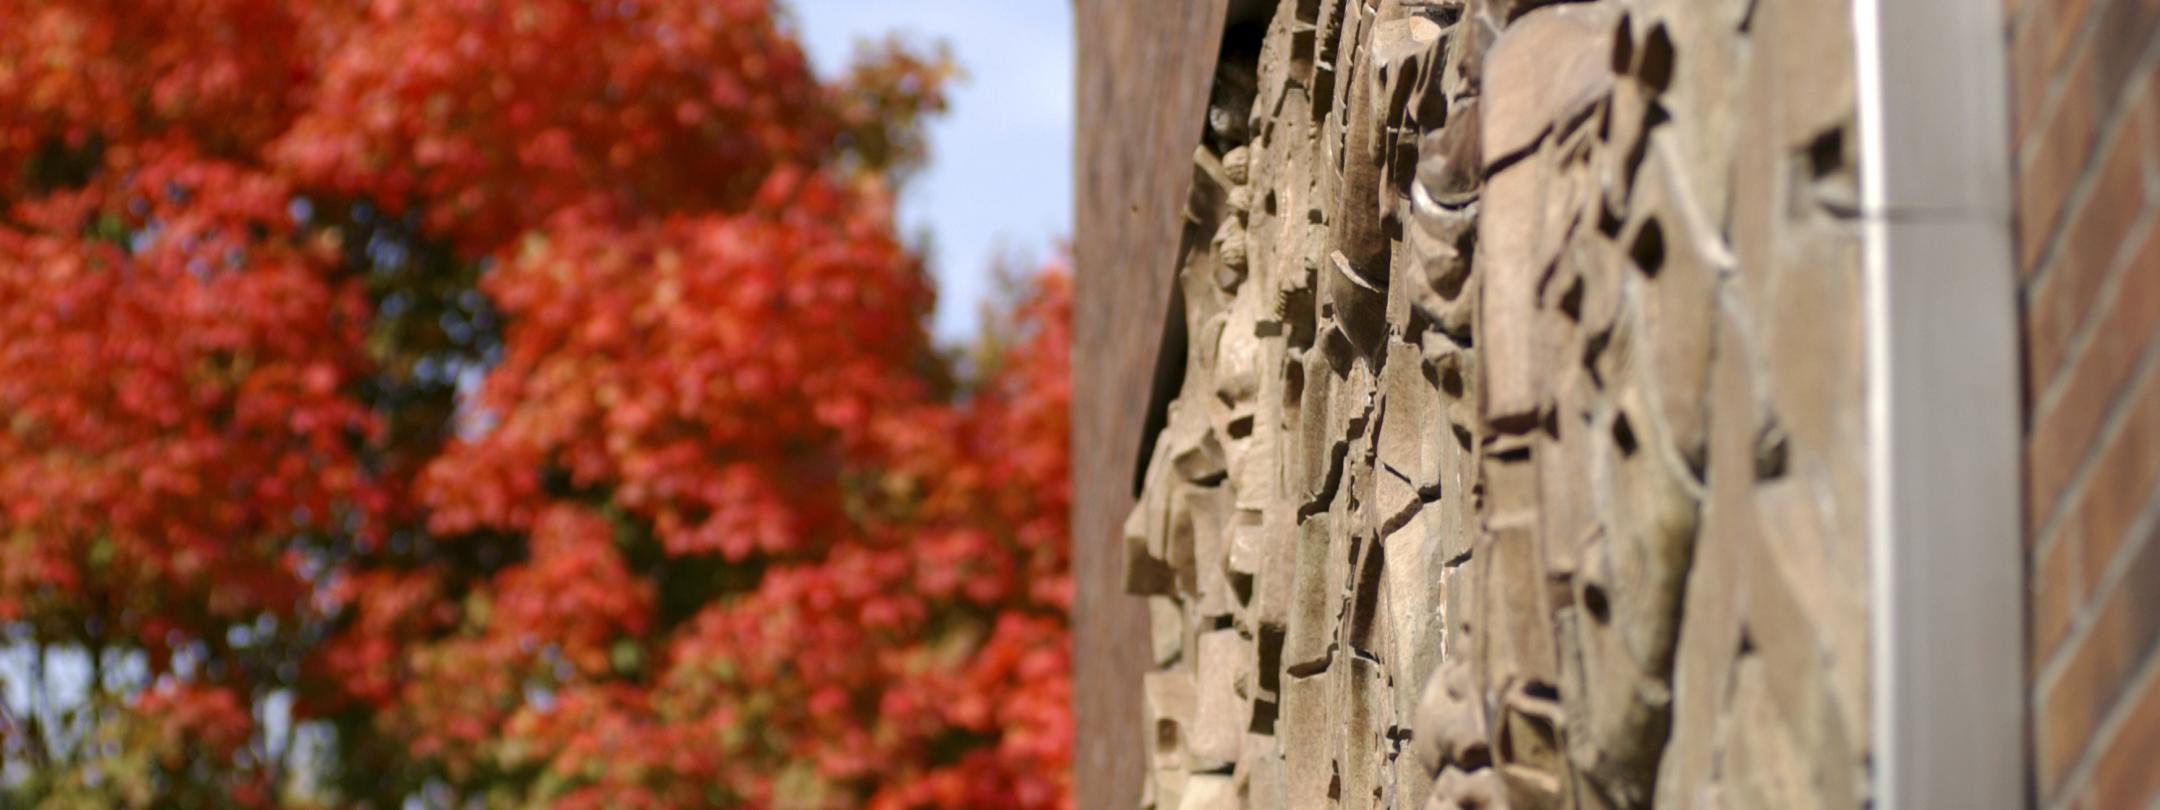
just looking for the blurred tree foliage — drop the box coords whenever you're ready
[0,1,1071,806]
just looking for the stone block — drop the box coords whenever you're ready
[1154,596,1187,666]
[1481,3,1619,168]
[1477,150,1550,432]
[1193,628,1252,766]
[1180,774,1238,810]
[1286,514,1342,674]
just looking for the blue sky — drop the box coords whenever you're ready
[790,0,1075,343]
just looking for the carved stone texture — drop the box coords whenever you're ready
[1123,0,1867,807]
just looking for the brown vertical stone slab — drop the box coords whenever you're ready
[1193,628,1251,766]
[1478,148,1555,430]
[1480,3,1620,168]
[1075,3,1229,804]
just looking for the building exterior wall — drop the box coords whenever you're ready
[1078,0,2160,805]
[1097,0,1872,806]
[2009,0,2160,804]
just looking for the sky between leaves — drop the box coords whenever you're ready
[793,0,1076,342]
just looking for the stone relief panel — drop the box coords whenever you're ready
[1122,0,1870,807]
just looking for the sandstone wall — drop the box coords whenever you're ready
[1119,1,1871,807]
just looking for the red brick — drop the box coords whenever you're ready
[2024,106,2156,401]
[2032,525,2087,680]
[2021,57,2110,274]
[2067,237,2160,573]
[2089,653,2160,810]
[2016,0,2160,275]
[2113,521,2160,645]
[2087,0,2160,100]
[2026,224,2160,528]
[2021,165,2160,384]
[2038,523,2160,798]
[2068,364,2160,588]
[2040,602,2113,796]
[2011,0,2100,153]
[2152,61,2160,144]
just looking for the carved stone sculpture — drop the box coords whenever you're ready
[1125,0,1868,807]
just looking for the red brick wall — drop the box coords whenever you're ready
[2010,0,2160,804]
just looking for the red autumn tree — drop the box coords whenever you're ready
[0,1,1070,807]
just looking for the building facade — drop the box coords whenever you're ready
[1076,0,2150,807]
